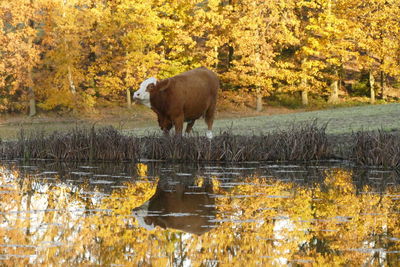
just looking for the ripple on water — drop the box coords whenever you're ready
[70,171,92,176]
[89,180,115,185]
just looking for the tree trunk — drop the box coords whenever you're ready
[227,45,234,70]
[62,1,76,95]
[301,89,309,106]
[256,90,263,112]
[328,69,339,104]
[67,65,76,94]
[29,90,36,117]
[26,189,32,236]
[380,71,386,100]
[28,65,36,117]
[126,88,131,109]
[214,46,218,69]
[227,0,234,70]
[326,0,339,105]
[369,71,375,104]
[301,74,308,106]
[328,79,339,104]
[252,1,263,113]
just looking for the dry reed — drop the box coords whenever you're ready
[0,122,329,163]
[1,122,399,168]
[351,130,400,168]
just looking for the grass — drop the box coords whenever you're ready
[123,102,400,137]
[0,104,158,141]
[2,103,400,140]
[215,103,400,135]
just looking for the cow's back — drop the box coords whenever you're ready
[171,67,219,120]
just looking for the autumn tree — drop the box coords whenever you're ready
[347,0,400,101]
[86,0,163,109]
[190,0,231,72]
[34,0,99,112]
[224,0,299,111]
[299,0,357,104]
[1,0,400,114]
[0,0,42,115]
[151,0,205,78]
[285,0,326,106]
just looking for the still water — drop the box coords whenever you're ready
[1,160,400,266]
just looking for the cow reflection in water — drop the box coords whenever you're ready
[133,178,216,235]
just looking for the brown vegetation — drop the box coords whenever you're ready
[1,121,399,168]
[352,130,400,168]
[1,122,327,162]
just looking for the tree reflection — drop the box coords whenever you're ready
[1,165,400,266]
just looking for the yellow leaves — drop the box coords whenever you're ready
[211,176,221,192]
[1,0,399,114]
[105,179,158,215]
[37,88,74,110]
[222,0,300,97]
[0,0,42,110]
[323,169,354,194]
[195,176,204,187]
[136,163,148,177]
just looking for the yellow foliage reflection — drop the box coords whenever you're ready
[1,165,400,266]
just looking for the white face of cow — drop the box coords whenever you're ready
[132,200,156,231]
[133,77,157,108]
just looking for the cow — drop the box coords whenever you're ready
[133,67,219,139]
[132,179,216,235]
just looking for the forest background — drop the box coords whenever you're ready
[1,0,400,116]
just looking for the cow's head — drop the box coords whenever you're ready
[132,200,157,231]
[133,77,157,108]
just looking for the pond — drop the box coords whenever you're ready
[1,160,400,266]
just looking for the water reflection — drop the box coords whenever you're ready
[133,177,216,235]
[1,161,400,266]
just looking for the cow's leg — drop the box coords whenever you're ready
[204,103,216,139]
[185,120,195,135]
[172,115,184,136]
[162,123,173,136]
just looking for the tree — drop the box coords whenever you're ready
[190,0,231,71]
[152,0,205,77]
[36,0,97,112]
[86,0,163,109]
[347,0,400,101]
[281,0,319,106]
[302,0,356,104]
[0,0,42,115]
[224,0,298,111]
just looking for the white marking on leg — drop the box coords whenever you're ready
[206,130,213,139]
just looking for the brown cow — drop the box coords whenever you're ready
[132,179,216,235]
[133,67,219,138]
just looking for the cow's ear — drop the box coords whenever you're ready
[146,83,156,92]
[157,78,171,91]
